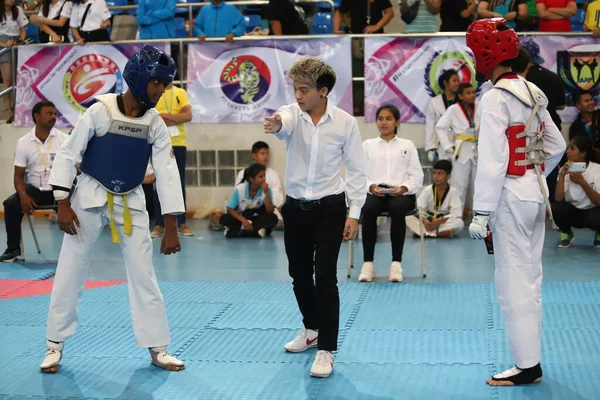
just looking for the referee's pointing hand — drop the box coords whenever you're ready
[264,114,282,134]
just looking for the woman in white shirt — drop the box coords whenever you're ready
[359,104,424,283]
[553,135,600,248]
[70,0,111,44]
[0,0,27,123]
[32,0,73,43]
[425,68,460,162]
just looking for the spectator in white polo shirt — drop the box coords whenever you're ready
[0,0,28,124]
[1,101,69,262]
[70,0,111,44]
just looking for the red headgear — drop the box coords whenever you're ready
[466,18,520,82]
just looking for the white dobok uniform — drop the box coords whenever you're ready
[436,102,479,209]
[45,94,185,349]
[474,75,566,369]
[425,94,455,160]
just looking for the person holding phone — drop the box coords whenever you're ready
[359,104,424,283]
[553,136,600,248]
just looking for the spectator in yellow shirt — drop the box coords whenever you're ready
[151,84,194,237]
[584,0,600,35]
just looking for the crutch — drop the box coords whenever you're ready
[417,207,427,278]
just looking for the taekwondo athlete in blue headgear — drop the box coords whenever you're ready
[40,45,186,373]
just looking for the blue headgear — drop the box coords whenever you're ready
[123,45,176,108]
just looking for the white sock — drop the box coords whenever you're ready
[151,345,167,353]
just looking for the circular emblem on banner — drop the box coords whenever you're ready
[63,54,123,112]
[424,51,478,97]
[556,50,600,105]
[220,55,271,105]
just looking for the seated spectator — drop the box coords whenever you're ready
[0,0,27,124]
[400,0,440,33]
[584,0,600,32]
[553,136,600,248]
[70,0,111,44]
[518,0,539,30]
[136,0,176,39]
[31,0,72,43]
[2,101,68,262]
[334,0,393,34]
[477,0,527,26]
[440,0,476,32]
[359,104,424,283]
[406,160,464,238]
[536,0,576,32]
[267,0,308,35]
[151,83,193,238]
[235,141,284,227]
[220,163,278,238]
[569,90,600,150]
[193,0,246,43]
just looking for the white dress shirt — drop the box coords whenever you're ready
[564,161,600,210]
[39,0,73,20]
[473,76,566,213]
[274,101,367,219]
[0,7,28,36]
[70,0,111,31]
[14,128,69,191]
[362,136,424,195]
[235,167,284,208]
[425,94,454,154]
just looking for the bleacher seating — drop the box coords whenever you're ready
[107,0,127,16]
[311,12,332,34]
[175,0,192,16]
[244,14,263,32]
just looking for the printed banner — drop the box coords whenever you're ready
[15,43,170,127]
[187,37,353,123]
[364,36,600,124]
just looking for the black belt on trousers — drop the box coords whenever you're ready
[285,193,345,211]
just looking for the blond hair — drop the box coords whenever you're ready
[287,56,337,94]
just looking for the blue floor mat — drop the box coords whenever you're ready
[0,262,56,280]
[1,280,600,399]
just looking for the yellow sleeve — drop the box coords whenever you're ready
[585,2,600,30]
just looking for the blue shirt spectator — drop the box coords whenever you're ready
[193,0,246,42]
[136,0,176,39]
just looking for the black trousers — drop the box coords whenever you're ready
[3,185,55,251]
[80,29,110,42]
[551,201,600,234]
[219,207,278,237]
[361,194,416,262]
[155,146,187,227]
[282,193,346,351]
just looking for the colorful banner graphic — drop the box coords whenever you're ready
[364,36,600,124]
[186,37,353,123]
[15,43,170,127]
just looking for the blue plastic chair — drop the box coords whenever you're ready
[107,0,127,16]
[244,14,262,32]
[26,24,40,43]
[571,8,586,32]
[174,16,187,37]
[127,0,137,16]
[311,12,332,34]
[175,0,191,16]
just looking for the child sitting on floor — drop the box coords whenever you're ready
[220,163,278,238]
[406,160,464,237]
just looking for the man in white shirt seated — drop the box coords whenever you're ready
[1,101,68,262]
[406,160,464,238]
[235,141,284,227]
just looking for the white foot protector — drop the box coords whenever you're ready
[150,350,185,371]
[40,349,62,373]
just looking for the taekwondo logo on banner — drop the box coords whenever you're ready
[186,37,353,123]
[14,44,170,127]
[363,37,478,123]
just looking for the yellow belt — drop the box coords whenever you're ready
[106,192,133,243]
[454,134,478,160]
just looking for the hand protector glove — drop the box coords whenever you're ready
[427,149,438,163]
[469,212,490,240]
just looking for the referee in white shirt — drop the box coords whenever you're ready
[264,56,367,379]
[2,101,68,262]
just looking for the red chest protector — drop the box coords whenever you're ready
[494,75,548,177]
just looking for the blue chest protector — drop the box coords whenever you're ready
[79,95,153,194]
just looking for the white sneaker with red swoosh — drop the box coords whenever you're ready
[310,350,334,378]
[284,328,318,353]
